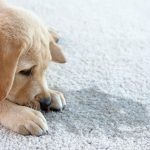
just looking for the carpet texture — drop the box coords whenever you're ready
[1,0,150,149]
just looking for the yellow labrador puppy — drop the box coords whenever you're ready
[0,0,66,135]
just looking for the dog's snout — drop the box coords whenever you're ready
[40,97,51,111]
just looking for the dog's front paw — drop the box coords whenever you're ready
[0,101,48,136]
[49,90,66,111]
[17,108,48,136]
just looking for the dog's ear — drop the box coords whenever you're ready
[49,41,66,63]
[48,28,66,63]
[0,36,24,101]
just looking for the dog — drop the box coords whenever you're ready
[0,0,66,135]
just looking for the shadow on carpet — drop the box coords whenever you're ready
[47,87,150,138]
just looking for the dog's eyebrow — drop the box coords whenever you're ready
[16,62,36,73]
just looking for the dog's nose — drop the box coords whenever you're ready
[40,97,51,111]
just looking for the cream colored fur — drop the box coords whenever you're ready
[0,0,66,136]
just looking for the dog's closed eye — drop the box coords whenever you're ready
[19,68,33,76]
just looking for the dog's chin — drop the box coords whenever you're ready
[6,95,27,105]
[6,96,41,110]
[25,100,41,110]
[6,95,16,103]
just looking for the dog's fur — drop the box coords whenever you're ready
[0,0,66,135]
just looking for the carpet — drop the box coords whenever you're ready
[1,0,150,149]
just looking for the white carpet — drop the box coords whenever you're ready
[1,0,150,149]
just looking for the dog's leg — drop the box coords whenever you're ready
[0,99,48,135]
[48,27,60,43]
[49,90,66,111]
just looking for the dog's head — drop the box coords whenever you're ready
[0,7,66,108]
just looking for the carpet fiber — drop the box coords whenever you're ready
[1,0,150,149]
